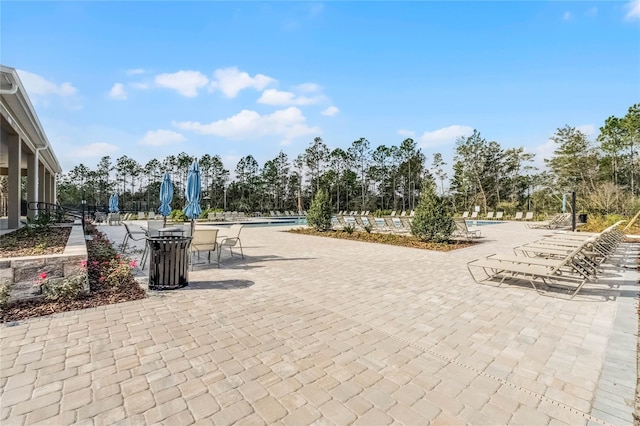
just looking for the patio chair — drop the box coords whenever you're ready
[218,224,244,263]
[191,228,219,268]
[470,211,478,219]
[137,211,146,220]
[366,215,387,232]
[107,212,121,225]
[514,212,523,220]
[495,211,504,220]
[120,222,147,253]
[486,211,494,220]
[399,216,413,231]
[461,211,469,218]
[524,212,534,221]
[353,215,368,230]
[526,213,571,229]
[148,212,156,220]
[452,218,481,239]
[146,220,164,237]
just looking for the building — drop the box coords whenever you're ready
[0,65,62,230]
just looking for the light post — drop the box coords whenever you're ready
[224,186,227,211]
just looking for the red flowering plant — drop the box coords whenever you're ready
[38,262,88,302]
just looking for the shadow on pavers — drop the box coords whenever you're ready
[179,279,255,291]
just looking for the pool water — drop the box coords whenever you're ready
[466,220,506,226]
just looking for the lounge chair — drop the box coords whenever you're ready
[399,216,413,232]
[486,212,494,220]
[467,243,595,298]
[470,211,478,219]
[461,211,469,218]
[137,211,146,220]
[218,224,244,262]
[366,215,387,232]
[191,228,219,268]
[495,212,504,220]
[526,213,571,229]
[384,216,406,233]
[514,212,523,220]
[452,218,481,239]
[148,212,156,220]
[353,215,368,230]
[524,212,534,221]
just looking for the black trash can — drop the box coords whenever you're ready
[147,236,192,290]
[578,213,588,224]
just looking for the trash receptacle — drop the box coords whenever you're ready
[578,213,588,224]
[147,236,192,290]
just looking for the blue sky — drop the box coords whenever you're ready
[2,1,639,174]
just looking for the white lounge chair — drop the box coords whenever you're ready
[524,212,534,221]
[514,212,523,220]
[486,212,494,220]
[495,212,504,220]
[452,218,481,239]
[470,211,478,219]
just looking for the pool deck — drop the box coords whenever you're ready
[0,221,638,425]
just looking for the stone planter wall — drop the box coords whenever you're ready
[0,224,89,302]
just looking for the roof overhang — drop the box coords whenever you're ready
[0,65,62,175]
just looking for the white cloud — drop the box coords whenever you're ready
[257,89,323,106]
[576,124,595,136]
[155,70,209,97]
[625,0,640,20]
[139,129,187,146]
[209,67,276,98]
[108,83,127,100]
[419,125,474,147]
[73,143,120,158]
[130,82,149,90]
[295,83,321,93]
[534,139,555,170]
[563,11,573,21]
[16,70,77,97]
[321,106,339,117]
[397,129,415,138]
[16,69,81,109]
[127,68,146,75]
[174,106,320,144]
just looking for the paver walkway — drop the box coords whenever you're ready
[1,221,637,425]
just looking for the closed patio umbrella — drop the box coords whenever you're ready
[158,172,173,226]
[183,159,202,232]
[109,194,119,213]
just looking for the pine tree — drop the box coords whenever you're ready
[306,188,332,231]
[410,177,454,242]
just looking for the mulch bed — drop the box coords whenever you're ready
[0,281,145,323]
[287,228,476,251]
[0,226,71,257]
[1,224,146,323]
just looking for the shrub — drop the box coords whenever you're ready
[0,280,10,310]
[40,273,87,302]
[410,178,455,243]
[306,189,333,231]
[343,224,356,234]
[169,209,188,222]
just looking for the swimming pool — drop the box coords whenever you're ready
[466,220,506,227]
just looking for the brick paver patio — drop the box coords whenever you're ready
[1,221,637,425]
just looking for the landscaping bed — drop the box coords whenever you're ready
[0,224,145,323]
[0,226,71,257]
[287,228,476,251]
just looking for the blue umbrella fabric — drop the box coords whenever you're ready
[109,194,119,213]
[183,160,202,220]
[158,172,173,217]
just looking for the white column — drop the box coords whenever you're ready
[38,164,45,206]
[44,170,52,204]
[26,151,37,219]
[7,135,21,228]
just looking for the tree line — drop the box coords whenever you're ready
[55,103,639,215]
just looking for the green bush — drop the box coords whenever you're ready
[306,189,333,231]
[410,178,455,243]
[343,224,356,234]
[169,209,188,222]
[41,273,87,302]
[0,280,10,310]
